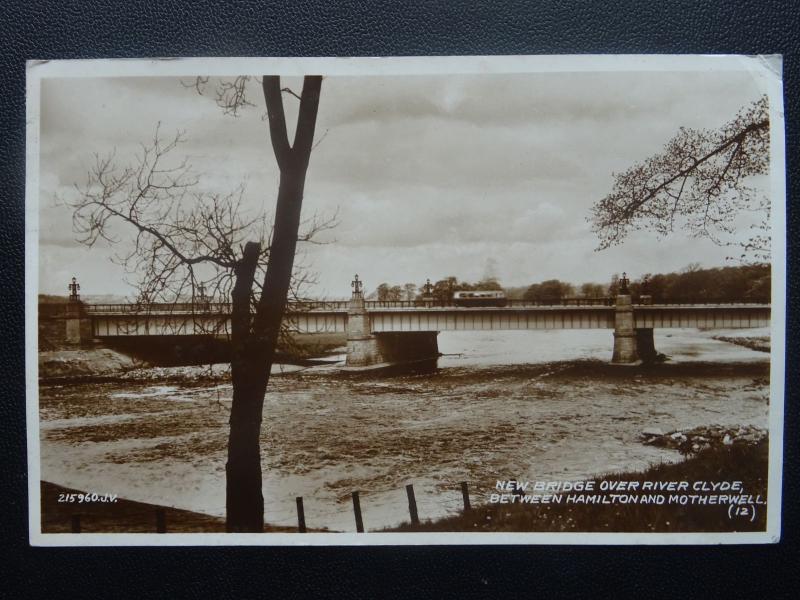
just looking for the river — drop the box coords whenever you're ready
[39,327,770,532]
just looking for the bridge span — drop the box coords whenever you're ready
[48,290,770,367]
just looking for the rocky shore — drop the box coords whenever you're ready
[38,349,142,380]
[640,424,767,455]
[38,352,326,384]
[38,332,347,383]
[712,335,770,353]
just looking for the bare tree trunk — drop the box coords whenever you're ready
[226,242,264,532]
[224,76,322,532]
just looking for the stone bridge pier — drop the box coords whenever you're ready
[345,275,439,369]
[612,274,656,364]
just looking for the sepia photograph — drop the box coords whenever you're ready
[26,55,785,544]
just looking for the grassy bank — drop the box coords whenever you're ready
[386,440,769,533]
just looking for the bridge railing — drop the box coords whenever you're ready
[85,302,231,314]
[84,300,351,314]
[287,301,350,311]
[82,296,770,314]
[364,298,616,308]
[635,298,771,306]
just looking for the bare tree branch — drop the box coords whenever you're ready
[67,125,335,321]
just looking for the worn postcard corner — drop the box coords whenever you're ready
[26,55,785,546]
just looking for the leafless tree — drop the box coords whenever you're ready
[590,95,770,262]
[72,126,332,326]
[70,75,325,531]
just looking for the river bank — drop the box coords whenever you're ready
[38,327,770,384]
[38,366,769,532]
[36,328,770,532]
[40,437,767,534]
[37,333,347,383]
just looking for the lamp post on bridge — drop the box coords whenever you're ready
[619,272,630,295]
[422,278,433,307]
[68,276,81,302]
[351,274,363,299]
[197,282,210,311]
[65,276,84,344]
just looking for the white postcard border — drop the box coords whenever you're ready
[25,54,786,546]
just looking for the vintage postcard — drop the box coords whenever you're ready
[26,55,785,545]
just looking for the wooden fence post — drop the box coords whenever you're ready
[155,508,166,533]
[70,514,81,533]
[461,481,471,512]
[406,484,420,525]
[296,497,307,533]
[352,491,364,533]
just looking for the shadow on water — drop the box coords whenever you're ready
[336,356,769,383]
[339,357,440,379]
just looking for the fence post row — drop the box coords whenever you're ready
[66,481,481,533]
[296,497,307,533]
[461,481,471,512]
[406,484,420,526]
[352,491,364,533]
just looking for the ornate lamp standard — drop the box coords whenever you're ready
[68,276,81,302]
[351,274,363,298]
[619,272,630,295]
[422,278,434,307]
[197,282,210,310]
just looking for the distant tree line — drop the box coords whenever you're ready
[627,263,770,303]
[372,277,502,302]
[371,263,770,304]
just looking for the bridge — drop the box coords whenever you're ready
[44,275,770,367]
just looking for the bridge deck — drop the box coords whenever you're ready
[85,303,770,337]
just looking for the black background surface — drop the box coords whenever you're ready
[1,1,797,597]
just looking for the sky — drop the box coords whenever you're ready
[37,67,771,299]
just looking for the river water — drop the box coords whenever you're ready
[39,327,770,532]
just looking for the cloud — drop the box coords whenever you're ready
[37,69,769,298]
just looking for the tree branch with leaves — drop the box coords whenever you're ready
[590,95,770,262]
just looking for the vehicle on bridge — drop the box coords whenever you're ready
[452,290,508,307]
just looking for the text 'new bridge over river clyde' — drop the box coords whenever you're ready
[60,279,770,367]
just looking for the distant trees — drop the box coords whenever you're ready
[475,277,503,291]
[372,262,768,306]
[626,264,769,302]
[590,95,770,262]
[403,283,417,301]
[579,283,606,298]
[607,273,620,297]
[430,277,457,302]
[523,279,574,302]
[375,283,403,301]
